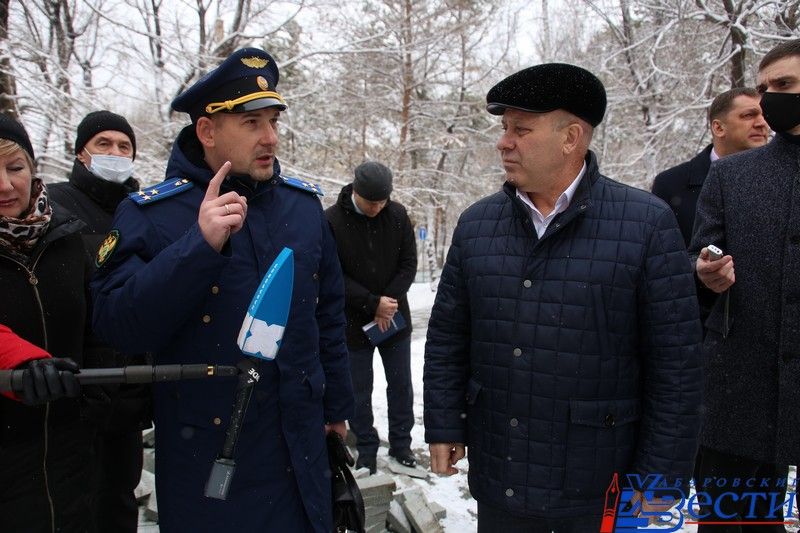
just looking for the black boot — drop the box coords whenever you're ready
[389,449,416,468]
[355,455,376,474]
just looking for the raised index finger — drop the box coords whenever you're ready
[204,161,231,201]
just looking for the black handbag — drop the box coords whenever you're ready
[327,432,366,533]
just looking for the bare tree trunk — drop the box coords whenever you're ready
[398,0,413,172]
[619,0,652,127]
[541,0,551,61]
[0,0,16,116]
[723,0,746,87]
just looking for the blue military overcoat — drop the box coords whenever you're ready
[91,126,354,532]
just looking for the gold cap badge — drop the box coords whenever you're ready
[257,76,269,90]
[241,56,268,68]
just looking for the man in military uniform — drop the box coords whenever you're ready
[91,48,354,533]
[48,110,149,533]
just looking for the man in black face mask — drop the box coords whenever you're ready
[689,39,800,532]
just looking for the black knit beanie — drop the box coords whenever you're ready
[353,161,393,201]
[0,114,35,161]
[74,110,137,159]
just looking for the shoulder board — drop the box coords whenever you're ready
[129,178,194,206]
[280,175,324,196]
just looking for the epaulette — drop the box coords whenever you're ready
[280,175,324,196]
[129,178,194,206]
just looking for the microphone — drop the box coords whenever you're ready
[204,247,294,500]
[0,364,239,392]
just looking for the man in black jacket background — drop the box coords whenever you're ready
[49,110,150,533]
[651,88,768,324]
[325,161,417,474]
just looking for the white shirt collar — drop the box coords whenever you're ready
[515,162,586,238]
[710,147,721,162]
[351,193,365,215]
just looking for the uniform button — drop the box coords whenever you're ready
[579,204,587,211]
[523,279,532,288]
[505,488,514,497]
[513,348,522,357]
[202,314,211,324]
[553,222,561,228]
[312,273,319,280]
[509,418,518,427]
[211,286,220,294]
[603,414,615,428]
[213,417,222,426]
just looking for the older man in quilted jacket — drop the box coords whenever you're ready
[423,64,704,531]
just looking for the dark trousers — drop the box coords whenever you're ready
[696,446,789,533]
[478,502,601,532]
[348,335,413,459]
[93,429,144,533]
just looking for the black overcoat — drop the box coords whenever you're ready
[325,184,417,349]
[690,133,800,465]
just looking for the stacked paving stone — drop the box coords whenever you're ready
[135,429,159,524]
[357,474,397,532]
[353,455,446,533]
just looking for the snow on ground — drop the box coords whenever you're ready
[139,281,798,531]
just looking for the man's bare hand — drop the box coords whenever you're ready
[324,421,348,440]
[375,296,398,332]
[696,246,735,293]
[429,442,465,475]
[198,161,248,252]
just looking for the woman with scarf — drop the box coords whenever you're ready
[0,114,95,532]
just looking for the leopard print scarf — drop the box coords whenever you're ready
[0,178,52,261]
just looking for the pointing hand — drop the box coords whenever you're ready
[198,161,249,252]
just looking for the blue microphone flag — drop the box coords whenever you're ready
[236,248,293,360]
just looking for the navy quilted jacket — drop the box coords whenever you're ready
[424,152,703,518]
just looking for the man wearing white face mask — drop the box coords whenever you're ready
[49,110,150,533]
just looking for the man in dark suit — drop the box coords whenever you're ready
[652,87,768,247]
[653,88,768,328]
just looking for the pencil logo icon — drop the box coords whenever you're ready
[600,472,620,533]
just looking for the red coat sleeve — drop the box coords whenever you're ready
[0,324,51,401]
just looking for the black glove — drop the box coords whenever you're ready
[18,357,81,406]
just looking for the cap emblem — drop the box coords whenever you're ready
[241,56,268,68]
[257,76,269,90]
